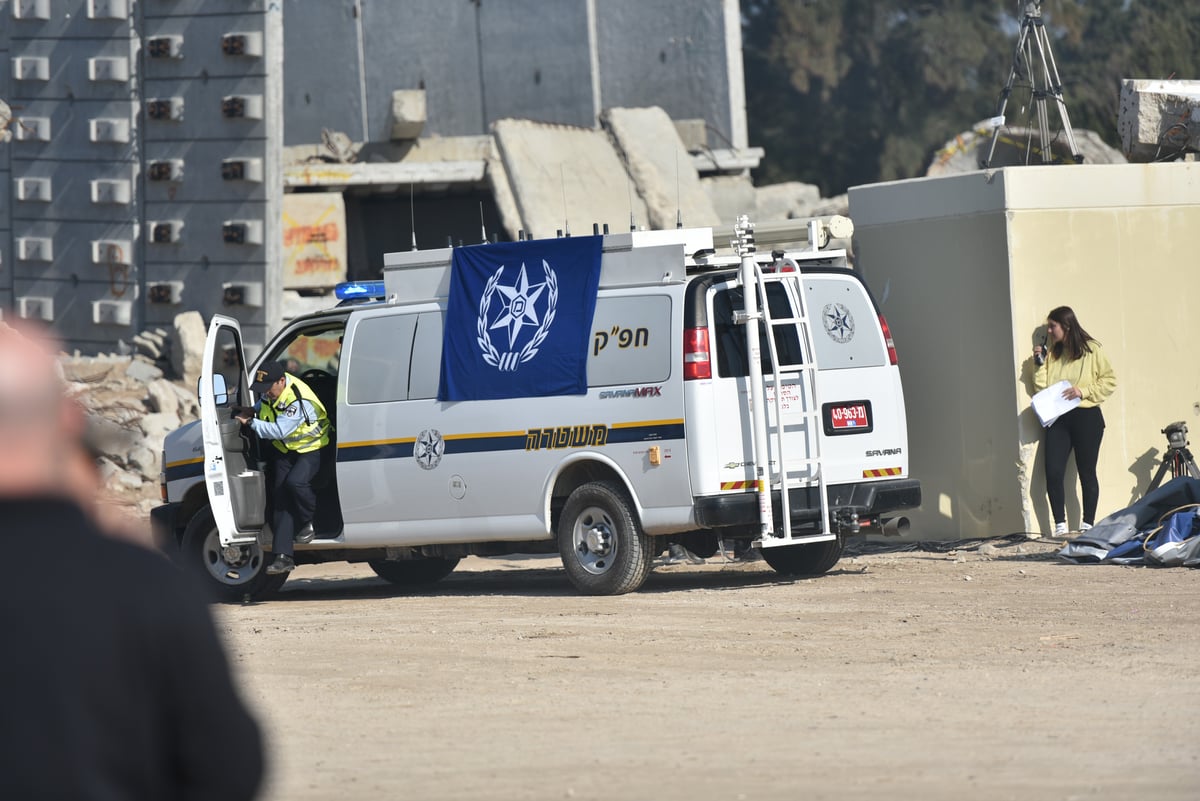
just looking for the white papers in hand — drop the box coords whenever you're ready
[1032,380,1081,427]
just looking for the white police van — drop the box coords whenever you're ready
[154,215,919,600]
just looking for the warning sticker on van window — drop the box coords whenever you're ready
[823,400,873,435]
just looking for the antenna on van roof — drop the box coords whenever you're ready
[479,201,488,244]
[627,174,636,232]
[409,183,418,251]
[675,148,683,229]
[560,165,570,237]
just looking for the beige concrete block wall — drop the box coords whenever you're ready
[850,163,1200,539]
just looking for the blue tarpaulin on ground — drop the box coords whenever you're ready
[1058,476,1200,566]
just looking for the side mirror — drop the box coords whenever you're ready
[198,373,232,407]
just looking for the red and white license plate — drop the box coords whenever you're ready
[823,400,874,435]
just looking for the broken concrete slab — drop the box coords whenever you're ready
[702,174,757,224]
[602,106,721,231]
[1118,79,1200,162]
[493,118,648,239]
[754,181,822,221]
[173,311,206,389]
[927,119,1125,175]
[390,89,427,141]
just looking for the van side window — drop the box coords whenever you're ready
[408,311,444,400]
[588,296,672,386]
[713,284,804,378]
[346,314,417,404]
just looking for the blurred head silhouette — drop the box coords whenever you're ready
[0,320,85,497]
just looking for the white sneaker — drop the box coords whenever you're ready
[1054,522,1069,537]
[1079,522,1093,532]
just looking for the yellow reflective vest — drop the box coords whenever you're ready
[257,375,331,454]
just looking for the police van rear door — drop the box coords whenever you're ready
[200,315,266,545]
[691,269,908,498]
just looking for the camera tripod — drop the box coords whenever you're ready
[982,1,1083,169]
[1147,441,1200,492]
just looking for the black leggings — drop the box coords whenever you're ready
[1044,405,1105,525]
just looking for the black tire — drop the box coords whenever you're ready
[367,557,460,585]
[762,538,844,577]
[179,506,288,602]
[558,481,652,595]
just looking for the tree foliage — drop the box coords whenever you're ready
[744,0,1200,196]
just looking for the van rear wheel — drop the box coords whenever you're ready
[558,481,652,595]
[762,538,843,577]
[180,505,287,602]
[367,557,460,586]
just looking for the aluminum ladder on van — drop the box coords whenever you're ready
[731,216,833,549]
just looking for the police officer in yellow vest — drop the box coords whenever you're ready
[235,360,331,575]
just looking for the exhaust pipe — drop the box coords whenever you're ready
[880,516,911,537]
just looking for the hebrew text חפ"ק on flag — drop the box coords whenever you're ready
[438,236,602,401]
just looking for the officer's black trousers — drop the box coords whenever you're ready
[269,447,322,557]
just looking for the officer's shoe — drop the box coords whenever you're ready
[266,554,295,575]
[294,523,315,545]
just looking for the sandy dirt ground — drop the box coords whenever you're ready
[213,538,1200,801]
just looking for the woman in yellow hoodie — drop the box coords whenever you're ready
[1033,306,1117,537]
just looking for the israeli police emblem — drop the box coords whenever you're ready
[476,261,558,372]
[822,302,855,344]
[414,429,444,470]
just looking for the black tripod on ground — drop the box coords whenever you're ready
[982,0,1083,168]
[1147,422,1200,492]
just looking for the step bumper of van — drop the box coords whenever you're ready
[693,478,922,529]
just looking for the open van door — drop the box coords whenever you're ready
[200,315,267,546]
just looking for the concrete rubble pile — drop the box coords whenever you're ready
[61,311,207,519]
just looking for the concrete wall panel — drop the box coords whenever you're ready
[359,2,483,141]
[11,161,137,223]
[850,163,1200,539]
[7,37,138,102]
[143,198,269,266]
[9,219,138,281]
[143,261,273,332]
[7,99,138,160]
[144,140,269,204]
[12,277,140,345]
[597,0,742,149]
[140,13,269,82]
[141,76,271,141]
[477,0,595,129]
[280,0,363,144]
[282,0,485,145]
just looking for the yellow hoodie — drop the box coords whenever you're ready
[1033,342,1116,408]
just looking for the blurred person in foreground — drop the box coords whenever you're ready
[0,320,264,801]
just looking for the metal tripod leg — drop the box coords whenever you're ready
[982,3,1083,168]
[1029,16,1082,163]
[1146,447,1200,492]
[1146,457,1174,493]
[982,20,1032,168]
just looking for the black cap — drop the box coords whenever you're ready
[250,360,286,394]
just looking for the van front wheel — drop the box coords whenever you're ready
[179,505,287,602]
[558,481,652,595]
[761,538,843,577]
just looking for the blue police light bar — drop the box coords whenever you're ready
[334,280,386,301]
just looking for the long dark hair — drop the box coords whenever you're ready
[1048,306,1097,361]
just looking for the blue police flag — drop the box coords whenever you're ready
[438,236,603,401]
